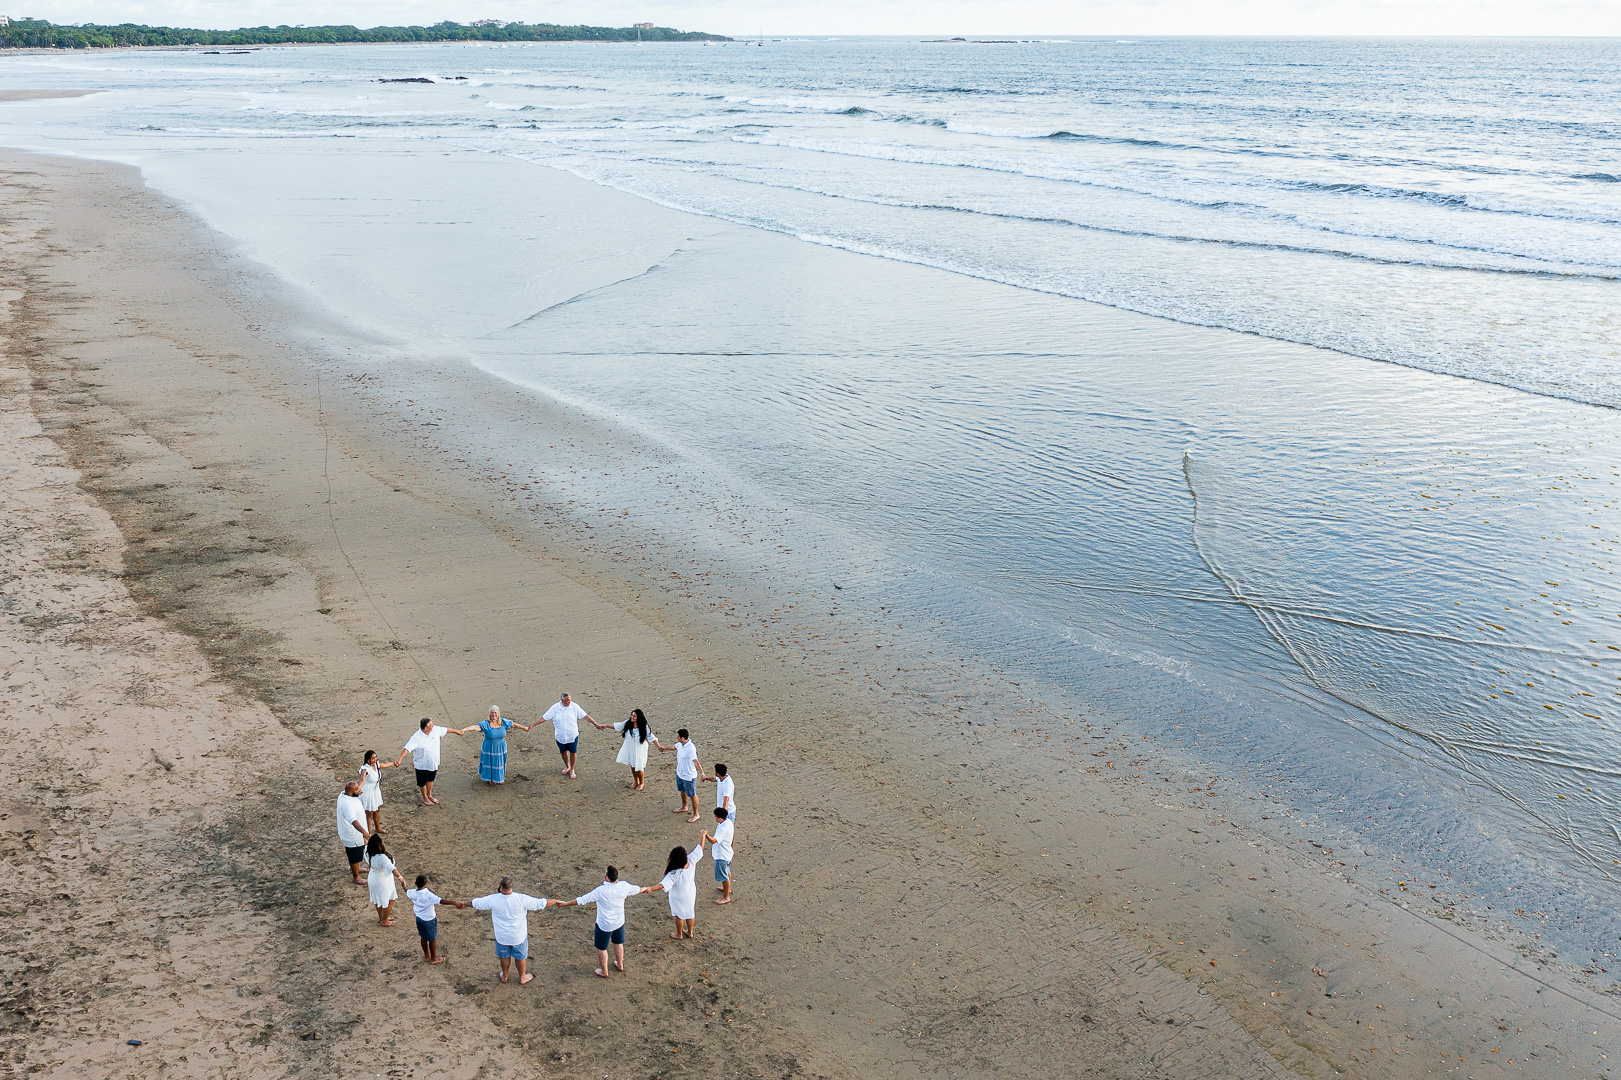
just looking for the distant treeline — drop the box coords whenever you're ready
[0,18,731,49]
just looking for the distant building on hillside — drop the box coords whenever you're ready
[470,19,507,27]
[0,15,12,24]
[634,22,654,29]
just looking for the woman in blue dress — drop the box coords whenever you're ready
[477,705,532,785]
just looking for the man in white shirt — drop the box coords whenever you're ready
[468,877,554,985]
[405,873,466,965]
[394,717,467,805]
[702,806,736,905]
[703,762,737,820]
[334,781,370,884]
[541,693,592,780]
[658,727,703,822]
[554,866,647,978]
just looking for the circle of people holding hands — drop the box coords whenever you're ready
[334,693,738,982]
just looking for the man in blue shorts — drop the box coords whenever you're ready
[703,805,735,905]
[659,728,703,822]
[541,692,592,780]
[554,866,647,978]
[469,877,553,984]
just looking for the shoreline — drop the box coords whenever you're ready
[0,38,723,57]
[5,148,1620,1077]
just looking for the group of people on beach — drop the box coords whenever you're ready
[333,693,739,982]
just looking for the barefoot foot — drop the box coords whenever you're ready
[714,898,732,905]
[428,957,445,965]
[594,967,609,978]
[519,973,534,984]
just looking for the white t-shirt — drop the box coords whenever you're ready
[404,726,447,771]
[544,700,588,743]
[335,793,368,847]
[406,887,442,922]
[716,775,736,815]
[675,740,699,781]
[471,891,549,946]
[711,816,735,862]
[575,880,642,932]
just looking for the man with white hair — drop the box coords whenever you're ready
[541,692,592,780]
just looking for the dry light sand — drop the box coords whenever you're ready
[2,149,1619,1079]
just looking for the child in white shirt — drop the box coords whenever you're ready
[702,806,736,905]
[405,874,466,964]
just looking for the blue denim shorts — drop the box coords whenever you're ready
[714,858,731,882]
[416,917,438,942]
[495,940,529,960]
[593,923,627,950]
[556,738,579,755]
[676,776,696,797]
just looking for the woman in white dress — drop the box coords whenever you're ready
[597,708,659,790]
[357,750,396,836]
[644,838,705,940]
[365,834,407,926]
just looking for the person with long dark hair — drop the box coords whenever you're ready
[643,838,706,940]
[365,834,407,926]
[594,707,660,790]
[357,749,397,835]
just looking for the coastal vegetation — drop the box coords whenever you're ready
[0,18,730,48]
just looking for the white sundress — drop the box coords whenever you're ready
[659,845,704,920]
[614,722,654,771]
[368,853,398,907]
[358,763,383,812]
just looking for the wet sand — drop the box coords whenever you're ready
[3,149,1618,1078]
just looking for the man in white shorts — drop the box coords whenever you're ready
[541,692,591,780]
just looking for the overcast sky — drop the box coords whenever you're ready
[17,1,1621,38]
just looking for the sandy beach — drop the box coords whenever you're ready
[3,141,1620,1080]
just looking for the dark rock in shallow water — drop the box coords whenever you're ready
[379,77,434,84]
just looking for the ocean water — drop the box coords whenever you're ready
[4,38,1620,954]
